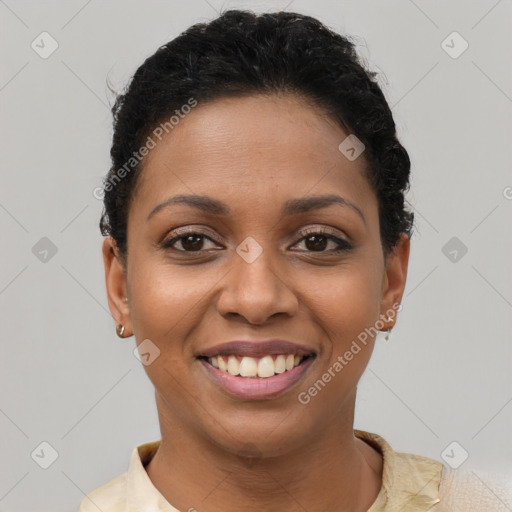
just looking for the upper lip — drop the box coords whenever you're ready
[197,339,316,359]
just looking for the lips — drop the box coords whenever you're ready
[196,339,316,359]
[196,339,317,400]
[199,356,315,400]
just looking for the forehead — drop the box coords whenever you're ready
[131,93,377,221]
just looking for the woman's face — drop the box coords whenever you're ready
[104,93,409,457]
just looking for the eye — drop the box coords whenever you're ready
[291,228,352,254]
[161,230,221,252]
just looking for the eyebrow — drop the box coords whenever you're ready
[147,193,366,224]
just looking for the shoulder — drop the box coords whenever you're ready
[78,440,161,511]
[78,472,128,511]
[430,466,512,512]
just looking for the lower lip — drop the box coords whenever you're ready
[199,357,315,400]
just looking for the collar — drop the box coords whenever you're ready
[355,429,442,511]
[126,440,178,511]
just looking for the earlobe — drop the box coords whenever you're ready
[102,236,132,336]
[380,233,410,330]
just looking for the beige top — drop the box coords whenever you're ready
[78,429,511,511]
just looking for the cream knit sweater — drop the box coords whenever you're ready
[432,467,512,511]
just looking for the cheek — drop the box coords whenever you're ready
[303,259,382,384]
[306,262,382,335]
[295,274,380,414]
[128,260,211,340]
[126,263,205,402]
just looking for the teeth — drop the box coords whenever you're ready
[274,355,286,373]
[207,353,307,378]
[257,355,275,378]
[227,355,240,376]
[217,355,228,372]
[239,357,258,377]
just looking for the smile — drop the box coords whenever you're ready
[204,353,308,378]
[198,354,316,400]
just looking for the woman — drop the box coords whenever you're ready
[80,10,511,512]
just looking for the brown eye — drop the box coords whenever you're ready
[304,234,329,252]
[179,234,205,251]
[292,230,352,254]
[162,232,220,252]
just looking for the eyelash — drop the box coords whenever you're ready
[161,226,352,255]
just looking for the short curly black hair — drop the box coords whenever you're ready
[99,9,414,265]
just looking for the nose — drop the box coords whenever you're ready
[216,246,299,325]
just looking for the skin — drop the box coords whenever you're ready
[103,93,410,512]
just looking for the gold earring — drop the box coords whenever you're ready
[116,324,126,338]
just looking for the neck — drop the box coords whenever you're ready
[145,394,383,512]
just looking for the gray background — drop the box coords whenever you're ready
[1,0,511,510]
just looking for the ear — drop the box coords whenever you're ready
[102,236,131,336]
[379,233,410,328]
